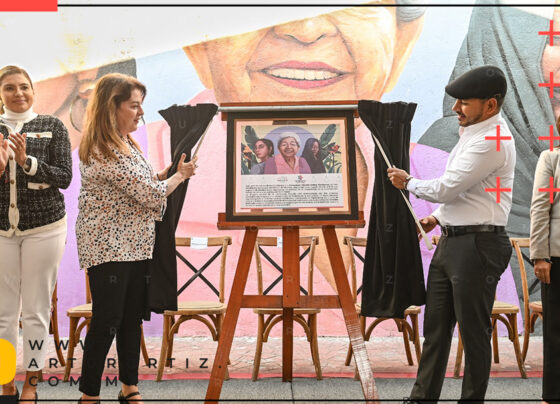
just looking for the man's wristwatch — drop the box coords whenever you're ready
[403,175,413,189]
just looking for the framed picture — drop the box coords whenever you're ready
[224,105,359,223]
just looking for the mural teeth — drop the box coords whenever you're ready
[294,70,305,80]
[304,70,315,80]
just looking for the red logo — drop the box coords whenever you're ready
[0,0,57,11]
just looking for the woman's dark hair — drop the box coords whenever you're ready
[256,138,274,157]
[302,137,320,160]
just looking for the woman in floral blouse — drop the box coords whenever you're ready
[75,73,197,404]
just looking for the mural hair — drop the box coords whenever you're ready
[79,73,146,164]
[0,65,34,115]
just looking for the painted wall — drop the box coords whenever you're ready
[3,4,555,338]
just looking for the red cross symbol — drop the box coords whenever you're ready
[538,176,560,204]
[485,177,512,204]
[539,72,560,98]
[539,20,560,46]
[485,125,511,151]
[539,125,560,151]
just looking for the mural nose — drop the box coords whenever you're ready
[273,16,337,45]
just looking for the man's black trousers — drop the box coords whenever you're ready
[410,231,511,403]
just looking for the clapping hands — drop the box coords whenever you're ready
[0,139,8,172]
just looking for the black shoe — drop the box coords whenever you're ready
[118,390,141,403]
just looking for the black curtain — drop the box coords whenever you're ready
[146,103,218,315]
[358,100,426,318]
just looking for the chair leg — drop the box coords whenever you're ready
[508,313,528,379]
[252,314,265,381]
[156,315,170,382]
[522,321,531,362]
[344,342,353,366]
[399,320,414,366]
[140,324,149,367]
[308,314,322,380]
[453,328,463,379]
[63,317,79,382]
[167,316,176,365]
[410,313,422,364]
[492,318,500,364]
[51,305,66,367]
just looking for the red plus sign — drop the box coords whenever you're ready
[485,125,511,151]
[485,177,512,204]
[539,125,560,151]
[538,176,560,204]
[539,20,560,46]
[539,72,560,98]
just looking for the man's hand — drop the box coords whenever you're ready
[534,259,552,284]
[417,215,439,235]
[387,167,409,190]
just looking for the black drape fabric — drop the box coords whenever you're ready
[358,100,426,318]
[146,103,218,314]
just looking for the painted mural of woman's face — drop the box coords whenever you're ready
[186,6,423,103]
[255,140,271,161]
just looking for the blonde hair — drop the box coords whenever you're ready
[79,73,146,164]
[0,65,34,114]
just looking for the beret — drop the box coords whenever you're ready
[445,65,507,100]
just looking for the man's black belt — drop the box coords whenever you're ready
[440,225,506,237]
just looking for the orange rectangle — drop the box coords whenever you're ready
[0,0,57,11]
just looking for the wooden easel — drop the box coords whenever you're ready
[204,212,378,403]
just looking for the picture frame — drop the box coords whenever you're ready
[224,104,359,223]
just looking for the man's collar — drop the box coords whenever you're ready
[459,112,503,137]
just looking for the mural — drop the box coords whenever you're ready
[5,2,556,338]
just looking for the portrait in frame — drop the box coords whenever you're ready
[225,106,359,223]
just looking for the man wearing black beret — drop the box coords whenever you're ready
[388,65,516,403]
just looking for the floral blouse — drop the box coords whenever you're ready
[76,138,168,269]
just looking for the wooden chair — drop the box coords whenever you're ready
[430,235,528,379]
[49,284,66,367]
[510,237,542,362]
[251,235,322,381]
[63,272,150,382]
[156,236,232,382]
[343,236,422,374]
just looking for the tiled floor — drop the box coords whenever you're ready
[17,335,543,380]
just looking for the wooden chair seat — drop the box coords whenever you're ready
[529,301,542,312]
[67,304,92,316]
[492,300,519,314]
[253,307,321,315]
[164,301,226,315]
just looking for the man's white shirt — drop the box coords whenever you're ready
[407,112,516,226]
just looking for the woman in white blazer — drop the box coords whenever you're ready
[530,118,560,404]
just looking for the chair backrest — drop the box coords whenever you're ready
[175,236,232,303]
[254,236,318,296]
[510,237,533,321]
[343,236,367,303]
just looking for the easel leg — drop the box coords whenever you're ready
[205,227,258,403]
[282,226,299,382]
[322,226,379,402]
